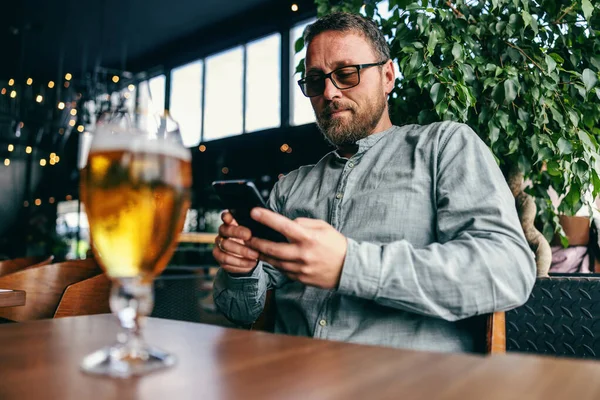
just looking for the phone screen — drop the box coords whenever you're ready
[212,180,287,243]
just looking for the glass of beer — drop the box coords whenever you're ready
[80,110,191,377]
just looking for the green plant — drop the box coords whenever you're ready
[305,0,600,244]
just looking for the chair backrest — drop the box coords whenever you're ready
[252,289,506,355]
[54,273,111,318]
[506,275,600,359]
[0,256,54,277]
[0,258,101,321]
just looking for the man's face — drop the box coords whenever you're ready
[305,31,393,147]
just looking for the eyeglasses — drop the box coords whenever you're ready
[297,61,388,98]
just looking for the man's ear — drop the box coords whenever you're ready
[383,60,395,96]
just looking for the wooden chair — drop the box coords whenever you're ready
[54,273,111,318]
[0,258,102,321]
[0,255,54,277]
[252,290,507,355]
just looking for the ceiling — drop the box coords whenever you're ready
[0,0,276,80]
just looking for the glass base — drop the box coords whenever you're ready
[81,343,176,378]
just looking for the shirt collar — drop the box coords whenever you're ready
[333,125,396,160]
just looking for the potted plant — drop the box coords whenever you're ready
[303,0,600,275]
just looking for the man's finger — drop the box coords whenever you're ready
[213,247,258,269]
[247,237,299,261]
[221,264,258,275]
[250,208,308,242]
[221,238,259,260]
[219,224,252,241]
[259,254,299,274]
[221,211,237,225]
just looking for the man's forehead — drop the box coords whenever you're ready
[305,31,375,70]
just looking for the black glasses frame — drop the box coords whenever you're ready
[297,60,388,98]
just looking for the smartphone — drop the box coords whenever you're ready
[212,180,287,243]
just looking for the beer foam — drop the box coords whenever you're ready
[90,126,191,161]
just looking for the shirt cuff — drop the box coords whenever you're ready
[337,238,380,300]
[223,262,263,289]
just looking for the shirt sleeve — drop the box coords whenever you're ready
[337,124,536,321]
[212,180,290,325]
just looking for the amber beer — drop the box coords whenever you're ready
[82,139,191,279]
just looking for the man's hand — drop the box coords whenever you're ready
[213,211,260,275]
[246,208,347,289]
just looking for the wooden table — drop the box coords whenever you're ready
[0,315,599,400]
[0,290,25,308]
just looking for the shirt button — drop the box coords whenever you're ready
[335,193,343,199]
[348,162,354,168]
[319,319,327,327]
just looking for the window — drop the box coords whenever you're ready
[290,19,317,126]
[149,75,166,114]
[170,61,203,147]
[245,34,281,132]
[204,47,244,141]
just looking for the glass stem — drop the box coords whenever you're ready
[110,278,154,358]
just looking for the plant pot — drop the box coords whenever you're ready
[552,215,590,247]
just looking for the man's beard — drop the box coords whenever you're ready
[315,95,386,147]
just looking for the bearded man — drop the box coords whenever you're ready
[212,12,536,353]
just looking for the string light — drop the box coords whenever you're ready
[40,159,46,166]
[66,194,72,200]
[124,92,131,99]
[19,122,24,128]
[58,102,65,110]
[35,199,41,206]
[291,3,299,11]
[49,159,55,165]
[55,156,60,163]
[49,197,55,204]
[77,125,85,132]
[8,144,13,152]
[199,145,206,152]
[10,90,16,98]
[35,95,43,103]
[26,78,33,85]
[112,75,120,83]
[128,84,135,91]
[222,167,229,174]
[50,152,56,158]
[64,82,70,88]
[26,146,32,154]
[8,79,14,86]
[48,81,55,88]
[280,143,290,152]
[1,88,5,95]
[65,73,72,81]
[69,120,76,127]
[24,201,29,207]
[59,128,64,135]
[70,109,77,116]
[4,159,9,166]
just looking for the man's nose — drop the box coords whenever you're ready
[322,77,342,100]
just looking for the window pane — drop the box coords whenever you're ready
[246,34,281,132]
[149,74,166,114]
[170,61,203,147]
[291,19,317,126]
[138,75,166,115]
[205,47,244,141]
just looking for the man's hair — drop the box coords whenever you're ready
[303,12,391,62]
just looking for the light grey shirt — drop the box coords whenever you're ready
[213,122,536,353]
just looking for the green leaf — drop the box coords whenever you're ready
[488,120,500,145]
[582,0,594,21]
[582,68,598,92]
[461,64,475,83]
[522,10,532,28]
[557,138,574,154]
[504,80,518,103]
[577,129,595,149]
[547,161,561,176]
[294,37,305,54]
[497,110,510,130]
[545,55,557,74]
[507,138,519,155]
[430,82,446,105]
[568,110,579,127]
[574,160,589,180]
[427,30,439,55]
[592,169,600,198]
[452,43,462,61]
[536,147,554,164]
[550,107,565,128]
[492,83,505,105]
[591,56,600,72]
